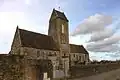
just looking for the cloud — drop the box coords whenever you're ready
[88,18,120,42]
[88,28,114,42]
[87,34,120,52]
[87,44,120,52]
[85,17,120,54]
[71,13,112,36]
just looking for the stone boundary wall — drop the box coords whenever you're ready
[0,54,53,80]
[0,54,24,80]
[69,63,120,79]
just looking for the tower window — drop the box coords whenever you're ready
[62,24,64,33]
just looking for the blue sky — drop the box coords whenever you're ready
[0,0,120,61]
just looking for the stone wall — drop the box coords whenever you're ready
[0,54,53,80]
[24,59,53,80]
[0,54,24,80]
[69,63,120,79]
[70,53,85,62]
[70,53,89,66]
[20,47,60,59]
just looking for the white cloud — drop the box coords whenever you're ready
[87,44,120,52]
[71,14,112,36]
[87,34,120,52]
[88,27,114,42]
[88,18,120,42]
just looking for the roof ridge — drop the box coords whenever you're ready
[19,28,50,37]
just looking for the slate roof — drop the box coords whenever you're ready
[18,28,59,51]
[50,9,68,22]
[70,44,89,54]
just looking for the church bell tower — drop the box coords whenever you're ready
[48,9,70,57]
[48,9,70,77]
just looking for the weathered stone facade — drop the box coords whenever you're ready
[19,47,60,59]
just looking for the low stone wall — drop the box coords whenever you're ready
[69,63,120,79]
[0,54,24,80]
[0,54,53,80]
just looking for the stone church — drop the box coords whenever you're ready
[8,9,89,79]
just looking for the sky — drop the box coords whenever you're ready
[0,0,120,61]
